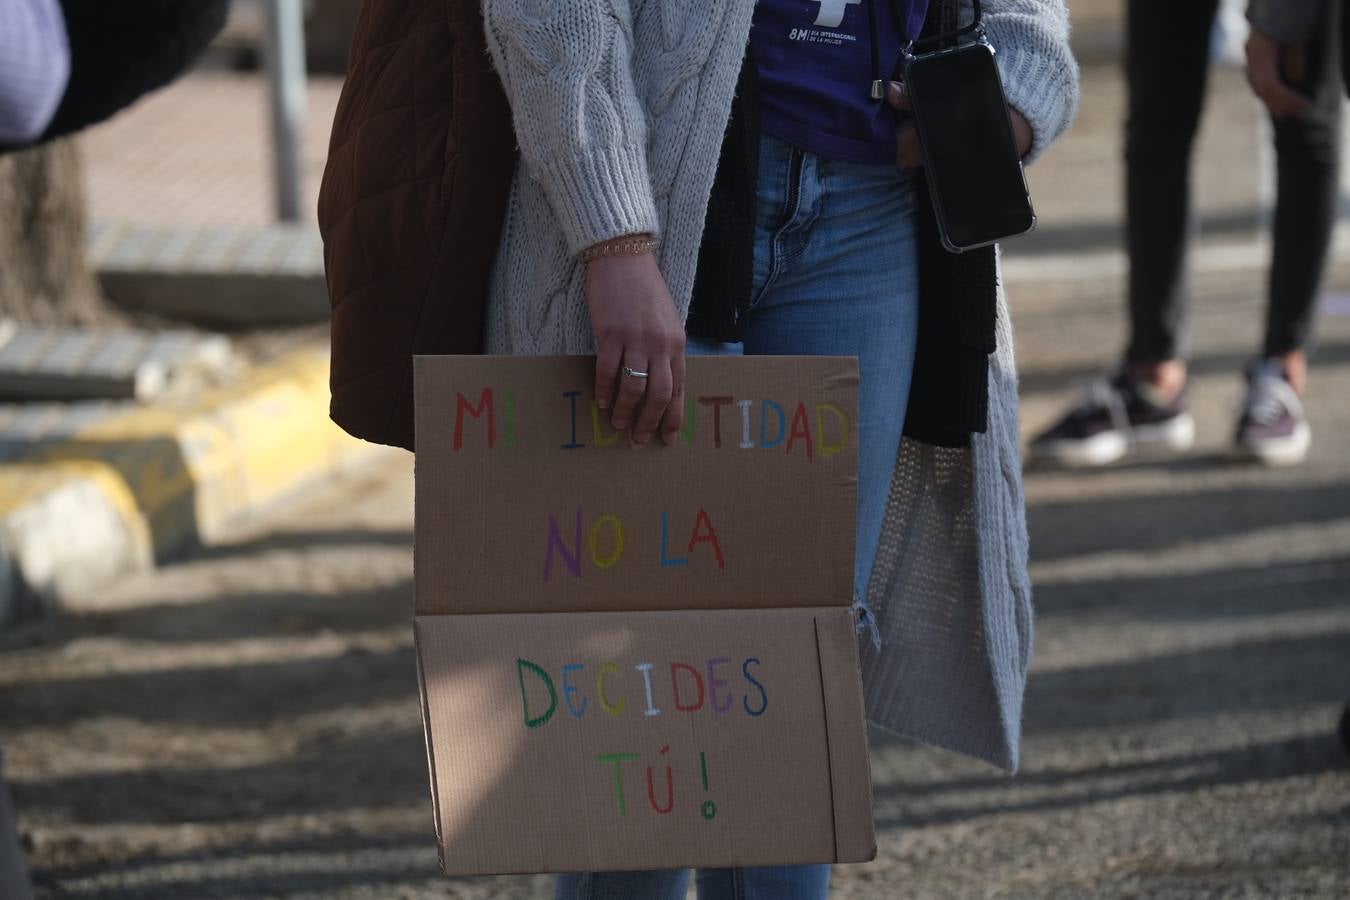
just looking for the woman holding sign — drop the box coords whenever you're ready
[323,0,1072,894]
[474,0,1077,896]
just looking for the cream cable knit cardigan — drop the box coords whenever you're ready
[481,0,1079,771]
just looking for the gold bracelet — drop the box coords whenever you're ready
[578,234,658,263]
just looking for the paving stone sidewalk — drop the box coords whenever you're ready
[71,20,1273,245]
[81,71,340,229]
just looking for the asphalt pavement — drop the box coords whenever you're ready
[6,205,1349,900]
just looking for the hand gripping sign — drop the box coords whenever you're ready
[414,355,875,875]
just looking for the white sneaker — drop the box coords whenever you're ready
[1029,369,1196,468]
[1234,359,1311,467]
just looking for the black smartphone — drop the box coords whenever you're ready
[903,38,1036,253]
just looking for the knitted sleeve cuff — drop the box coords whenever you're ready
[986,17,1080,164]
[531,141,661,257]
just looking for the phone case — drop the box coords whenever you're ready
[904,38,1036,254]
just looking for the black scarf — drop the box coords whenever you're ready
[40,0,230,143]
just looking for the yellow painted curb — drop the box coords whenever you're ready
[0,341,391,615]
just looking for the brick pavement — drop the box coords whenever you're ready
[80,71,341,228]
[74,22,1272,256]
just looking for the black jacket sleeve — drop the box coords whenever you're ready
[39,0,229,142]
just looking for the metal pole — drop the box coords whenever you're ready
[262,0,306,222]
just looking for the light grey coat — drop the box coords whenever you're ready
[480,0,1080,771]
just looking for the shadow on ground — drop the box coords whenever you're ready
[870,731,1348,830]
[1026,481,1350,562]
[8,450,1350,897]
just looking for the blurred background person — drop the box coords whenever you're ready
[1030,0,1342,468]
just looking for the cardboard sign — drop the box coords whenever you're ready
[414,355,875,875]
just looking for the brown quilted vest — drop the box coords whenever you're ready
[319,0,515,451]
[321,0,992,452]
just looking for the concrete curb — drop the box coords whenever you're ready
[89,222,329,328]
[0,341,397,624]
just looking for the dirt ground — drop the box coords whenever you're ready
[4,244,1349,897]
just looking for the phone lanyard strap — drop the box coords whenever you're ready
[909,0,983,54]
[868,0,938,99]
[868,0,984,100]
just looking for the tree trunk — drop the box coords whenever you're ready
[0,139,108,326]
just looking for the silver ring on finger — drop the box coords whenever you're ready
[621,365,650,380]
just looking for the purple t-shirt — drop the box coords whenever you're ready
[751,0,929,164]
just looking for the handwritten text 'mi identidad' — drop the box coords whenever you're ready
[448,386,854,582]
[449,388,852,458]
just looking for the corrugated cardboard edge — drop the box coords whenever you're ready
[815,610,878,863]
[413,620,450,875]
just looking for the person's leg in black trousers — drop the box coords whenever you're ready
[1234,0,1342,465]
[1124,0,1220,375]
[1265,1,1342,372]
[1027,1,1219,467]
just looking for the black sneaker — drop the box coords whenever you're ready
[1029,369,1196,467]
[1235,359,1311,466]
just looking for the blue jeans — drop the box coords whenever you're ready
[557,132,921,900]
